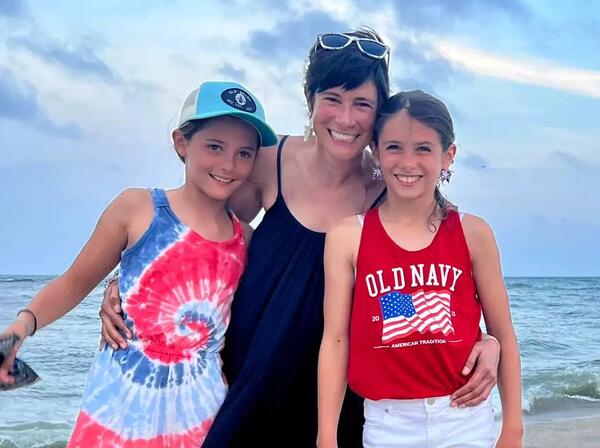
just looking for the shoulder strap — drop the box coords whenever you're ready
[369,187,387,209]
[356,214,365,228]
[150,188,169,209]
[227,209,244,238]
[276,135,289,196]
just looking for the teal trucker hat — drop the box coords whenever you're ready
[178,81,278,147]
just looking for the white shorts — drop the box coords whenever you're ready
[363,395,496,448]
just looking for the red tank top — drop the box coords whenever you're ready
[348,208,482,400]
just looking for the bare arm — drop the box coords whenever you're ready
[0,190,133,382]
[465,215,523,446]
[227,138,280,222]
[450,332,500,407]
[227,178,263,223]
[317,218,359,448]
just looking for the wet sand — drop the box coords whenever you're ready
[524,415,600,447]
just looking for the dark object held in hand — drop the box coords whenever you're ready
[0,334,40,391]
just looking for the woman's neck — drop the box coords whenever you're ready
[302,137,366,187]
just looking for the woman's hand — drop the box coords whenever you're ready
[99,281,131,350]
[451,335,500,407]
[0,320,29,384]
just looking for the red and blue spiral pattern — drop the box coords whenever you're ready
[68,217,245,447]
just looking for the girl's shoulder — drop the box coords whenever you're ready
[459,213,497,258]
[325,215,364,258]
[108,188,154,225]
[328,214,364,235]
[114,188,153,212]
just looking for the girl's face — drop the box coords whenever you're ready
[375,110,455,202]
[311,80,378,160]
[174,116,259,202]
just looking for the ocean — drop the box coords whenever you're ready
[0,275,599,447]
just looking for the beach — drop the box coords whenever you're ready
[524,416,600,447]
[1,276,599,447]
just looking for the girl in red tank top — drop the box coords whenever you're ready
[317,91,522,448]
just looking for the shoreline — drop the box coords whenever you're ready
[523,414,600,447]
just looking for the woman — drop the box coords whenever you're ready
[101,29,500,447]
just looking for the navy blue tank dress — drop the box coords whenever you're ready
[202,137,372,447]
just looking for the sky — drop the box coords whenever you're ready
[0,0,599,276]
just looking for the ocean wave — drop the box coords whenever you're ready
[0,441,67,448]
[0,421,69,448]
[0,421,71,432]
[0,278,36,284]
[522,364,600,415]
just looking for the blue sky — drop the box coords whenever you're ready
[1,0,599,276]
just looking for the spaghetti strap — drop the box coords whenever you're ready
[228,210,245,240]
[369,187,387,209]
[276,136,289,197]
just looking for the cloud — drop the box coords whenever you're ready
[551,150,584,167]
[0,0,26,17]
[458,151,489,169]
[431,40,600,99]
[247,11,348,62]
[0,69,81,138]
[10,35,119,84]
[219,63,247,82]
[389,0,531,30]
[390,38,458,92]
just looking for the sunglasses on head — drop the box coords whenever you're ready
[316,33,390,62]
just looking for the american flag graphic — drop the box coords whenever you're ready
[379,289,454,343]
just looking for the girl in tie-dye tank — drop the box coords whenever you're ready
[0,81,278,447]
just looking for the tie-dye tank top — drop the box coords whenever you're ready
[68,188,246,448]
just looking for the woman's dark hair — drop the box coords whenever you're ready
[373,90,457,224]
[303,27,390,113]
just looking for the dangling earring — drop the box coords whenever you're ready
[372,166,383,181]
[303,117,314,142]
[439,168,452,184]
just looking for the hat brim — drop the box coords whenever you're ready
[181,111,278,148]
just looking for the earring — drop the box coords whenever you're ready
[303,118,314,142]
[439,168,452,184]
[372,166,383,181]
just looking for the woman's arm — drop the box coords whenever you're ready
[0,190,133,383]
[450,333,500,407]
[317,218,360,448]
[227,139,280,222]
[464,214,523,446]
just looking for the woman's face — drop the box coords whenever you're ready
[311,80,378,160]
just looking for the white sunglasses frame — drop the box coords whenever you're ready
[316,33,391,65]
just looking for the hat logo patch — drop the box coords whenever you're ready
[221,88,257,113]
[235,93,247,106]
